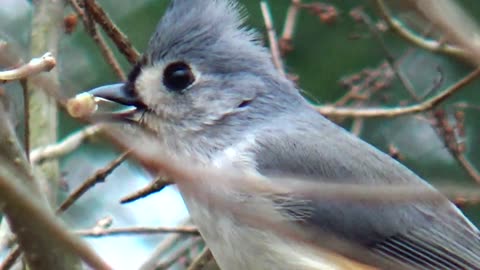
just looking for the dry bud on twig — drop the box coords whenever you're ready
[0,52,56,82]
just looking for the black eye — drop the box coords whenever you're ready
[163,61,195,92]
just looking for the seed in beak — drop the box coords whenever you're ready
[67,92,98,118]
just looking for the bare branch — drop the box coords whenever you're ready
[187,247,213,270]
[83,0,140,64]
[28,0,63,207]
[352,8,418,100]
[0,103,109,270]
[260,1,285,76]
[279,0,301,54]
[139,220,194,270]
[0,164,112,270]
[410,0,480,65]
[155,238,203,270]
[316,67,480,118]
[56,151,129,214]
[21,79,30,162]
[120,176,173,204]
[0,246,21,270]
[30,124,104,164]
[0,53,55,82]
[431,110,480,183]
[68,0,126,80]
[375,0,466,60]
[77,226,199,237]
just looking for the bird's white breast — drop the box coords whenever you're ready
[178,136,375,270]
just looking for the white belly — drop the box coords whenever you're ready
[182,196,375,270]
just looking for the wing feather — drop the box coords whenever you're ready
[251,109,480,269]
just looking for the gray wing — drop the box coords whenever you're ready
[252,108,480,269]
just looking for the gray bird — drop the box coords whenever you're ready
[86,0,480,269]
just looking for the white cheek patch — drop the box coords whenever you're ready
[135,65,169,113]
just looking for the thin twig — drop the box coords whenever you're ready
[354,9,418,100]
[0,225,16,261]
[375,0,466,60]
[407,0,480,65]
[457,155,480,184]
[120,176,173,204]
[316,67,480,117]
[139,235,187,270]
[139,219,194,270]
[30,124,104,164]
[187,247,213,270]
[68,0,126,80]
[0,53,55,82]
[351,117,364,136]
[20,80,30,161]
[0,245,21,270]
[260,1,285,76]
[155,238,203,270]
[56,151,129,213]
[431,110,480,183]
[84,0,140,64]
[281,0,301,41]
[279,0,301,54]
[77,226,199,237]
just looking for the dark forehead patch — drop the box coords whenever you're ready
[127,58,146,84]
[122,58,146,98]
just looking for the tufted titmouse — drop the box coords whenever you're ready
[81,0,480,269]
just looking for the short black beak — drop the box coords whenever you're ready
[88,83,145,108]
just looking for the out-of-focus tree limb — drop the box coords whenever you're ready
[0,103,106,270]
[411,0,480,66]
[377,0,480,66]
[0,53,55,82]
[76,226,199,237]
[30,124,104,164]
[375,0,466,60]
[0,0,85,268]
[27,0,63,204]
[187,247,214,270]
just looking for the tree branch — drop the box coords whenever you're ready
[316,67,480,118]
[77,226,199,237]
[68,0,126,80]
[187,247,213,270]
[28,0,63,206]
[260,1,285,76]
[56,151,129,214]
[0,103,106,269]
[375,0,466,60]
[120,176,172,204]
[0,53,55,82]
[83,0,140,64]
[30,124,104,164]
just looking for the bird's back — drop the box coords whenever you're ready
[250,105,480,269]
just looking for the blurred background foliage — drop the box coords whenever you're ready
[1,0,480,269]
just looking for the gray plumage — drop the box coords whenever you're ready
[253,108,480,269]
[87,0,480,269]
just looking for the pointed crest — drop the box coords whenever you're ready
[145,0,270,67]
